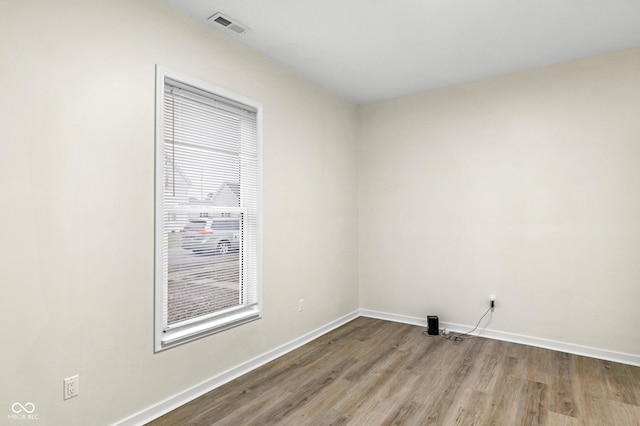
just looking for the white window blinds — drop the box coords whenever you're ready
[155,67,261,350]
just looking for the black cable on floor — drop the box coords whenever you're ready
[443,306,492,341]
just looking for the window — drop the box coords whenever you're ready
[154,66,261,351]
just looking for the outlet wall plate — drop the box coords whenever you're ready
[63,375,79,400]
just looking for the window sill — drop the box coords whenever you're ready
[157,307,261,351]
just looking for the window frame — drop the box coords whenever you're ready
[154,65,262,352]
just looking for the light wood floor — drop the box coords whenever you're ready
[147,317,640,425]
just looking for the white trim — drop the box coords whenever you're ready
[154,65,263,352]
[359,309,640,367]
[158,65,262,112]
[359,309,428,328]
[117,309,639,425]
[114,310,359,426]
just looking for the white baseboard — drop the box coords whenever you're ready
[116,308,639,425]
[359,308,640,367]
[115,310,360,426]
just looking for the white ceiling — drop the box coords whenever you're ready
[163,0,640,105]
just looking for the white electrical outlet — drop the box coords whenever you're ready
[489,294,496,301]
[298,299,304,312]
[63,375,79,400]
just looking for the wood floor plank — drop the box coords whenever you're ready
[472,354,523,425]
[379,399,423,426]
[337,350,414,424]
[515,379,547,425]
[298,378,358,424]
[418,339,483,424]
[146,318,640,426]
[453,388,493,426]
[469,341,501,395]
[248,356,359,425]
[604,360,640,406]
[545,410,579,426]
[547,350,577,418]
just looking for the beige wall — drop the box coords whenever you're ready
[0,1,358,424]
[359,48,640,356]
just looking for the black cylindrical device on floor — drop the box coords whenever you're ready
[427,315,439,335]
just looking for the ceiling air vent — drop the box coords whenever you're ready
[208,12,249,34]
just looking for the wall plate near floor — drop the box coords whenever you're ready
[63,375,79,400]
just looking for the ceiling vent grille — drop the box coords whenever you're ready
[208,12,249,34]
